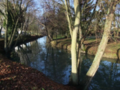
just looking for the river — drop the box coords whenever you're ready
[11,36,120,90]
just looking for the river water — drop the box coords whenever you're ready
[11,36,120,90]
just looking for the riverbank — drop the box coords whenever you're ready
[0,36,80,90]
[0,35,43,54]
[0,54,79,90]
[51,38,120,59]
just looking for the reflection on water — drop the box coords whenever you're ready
[12,36,120,90]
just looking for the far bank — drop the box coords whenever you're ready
[0,35,43,54]
[50,37,120,59]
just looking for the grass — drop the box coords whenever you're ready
[86,37,95,40]
[53,35,66,40]
[42,88,45,90]
[32,87,38,90]
[54,36,97,48]
[107,43,120,50]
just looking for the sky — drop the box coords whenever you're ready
[34,0,40,8]
[34,0,98,16]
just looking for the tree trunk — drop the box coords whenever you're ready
[94,20,98,41]
[82,2,116,89]
[0,26,2,37]
[114,30,116,37]
[81,38,85,50]
[48,30,53,41]
[4,0,8,55]
[71,0,80,85]
[117,30,119,37]
[77,26,82,69]
[65,0,73,38]
[8,18,19,49]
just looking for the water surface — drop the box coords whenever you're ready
[12,36,120,90]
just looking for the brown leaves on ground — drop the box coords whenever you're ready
[0,55,80,90]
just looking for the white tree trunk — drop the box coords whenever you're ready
[71,0,80,85]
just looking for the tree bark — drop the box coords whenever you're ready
[71,0,80,85]
[8,18,19,49]
[65,0,73,38]
[0,26,2,37]
[77,25,83,68]
[4,0,8,55]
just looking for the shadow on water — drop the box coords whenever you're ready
[11,36,120,90]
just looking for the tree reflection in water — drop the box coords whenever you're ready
[79,55,120,90]
[12,37,120,89]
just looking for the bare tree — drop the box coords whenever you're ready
[82,1,117,89]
